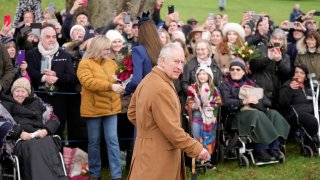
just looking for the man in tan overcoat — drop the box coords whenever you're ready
[127,42,210,180]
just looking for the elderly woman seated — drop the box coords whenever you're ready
[220,59,290,162]
[1,77,67,180]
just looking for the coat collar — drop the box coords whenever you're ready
[297,37,320,55]
[152,67,177,91]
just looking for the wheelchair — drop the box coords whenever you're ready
[0,135,67,180]
[217,107,286,167]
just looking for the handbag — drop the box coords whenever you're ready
[239,85,266,111]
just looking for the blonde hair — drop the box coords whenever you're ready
[195,39,213,58]
[83,35,111,60]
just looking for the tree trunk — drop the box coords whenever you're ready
[66,0,156,28]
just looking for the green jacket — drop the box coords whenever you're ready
[295,37,320,81]
[0,43,14,91]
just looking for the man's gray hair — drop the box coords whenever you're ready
[40,25,56,39]
[157,42,183,64]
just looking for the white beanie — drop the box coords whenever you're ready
[11,77,31,95]
[222,22,245,41]
[196,65,214,80]
[70,25,86,38]
[105,30,125,43]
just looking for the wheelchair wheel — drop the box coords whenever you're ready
[279,151,285,163]
[197,165,207,175]
[238,155,249,168]
[218,143,225,163]
[302,145,314,158]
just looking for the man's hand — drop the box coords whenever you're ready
[43,69,57,76]
[198,148,210,161]
[46,76,58,84]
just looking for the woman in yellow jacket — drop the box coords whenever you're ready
[77,35,124,180]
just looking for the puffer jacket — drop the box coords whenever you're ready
[249,45,291,106]
[1,91,59,140]
[295,37,320,81]
[77,58,121,117]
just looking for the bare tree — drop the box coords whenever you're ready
[66,0,156,28]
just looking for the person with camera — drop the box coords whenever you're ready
[250,28,291,108]
[62,0,95,41]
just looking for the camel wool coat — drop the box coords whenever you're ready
[127,67,203,180]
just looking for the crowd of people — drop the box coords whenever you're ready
[0,0,320,179]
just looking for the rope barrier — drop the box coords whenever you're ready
[33,90,80,95]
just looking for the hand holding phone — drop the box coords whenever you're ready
[313,11,320,16]
[17,50,25,66]
[208,13,214,19]
[80,0,88,6]
[49,3,55,14]
[273,42,281,54]
[4,15,10,26]
[168,5,174,14]
[124,14,131,24]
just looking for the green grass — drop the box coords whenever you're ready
[0,0,65,24]
[2,1,320,179]
[161,0,320,25]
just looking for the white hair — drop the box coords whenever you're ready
[157,42,183,64]
[40,26,56,39]
[171,31,186,43]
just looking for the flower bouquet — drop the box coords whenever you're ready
[234,42,261,62]
[114,51,133,88]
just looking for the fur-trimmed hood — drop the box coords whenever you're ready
[296,37,320,55]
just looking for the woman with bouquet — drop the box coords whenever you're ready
[214,22,246,76]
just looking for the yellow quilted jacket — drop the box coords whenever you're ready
[77,58,121,117]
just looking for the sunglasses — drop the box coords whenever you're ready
[230,67,242,72]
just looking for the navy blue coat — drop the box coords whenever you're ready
[26,48,77,92]
[125,45,153,94]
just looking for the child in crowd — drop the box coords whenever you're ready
[186,65,221,166]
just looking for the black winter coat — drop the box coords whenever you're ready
[1,91,59,140]
[26,48,77,92]
[249,45,291,106]
[279,80,313,114]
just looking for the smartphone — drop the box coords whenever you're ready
[314,11,320,16]
[4,15,10,26]
[31,23,42,29]
[208,13,215,19]
[49,3,55,14]
[41,58,49,74]
[124,14,131,24]
[47,19,58,25]
[253,14,260,21]
[288,22,295,29]
[273,42,281,54]
[80,0,88,6]
[168,5,174,14]
[17,50,25,66]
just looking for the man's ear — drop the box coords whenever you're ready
[158,57,165,66]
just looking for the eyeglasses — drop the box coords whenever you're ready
[230,67,242,72]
